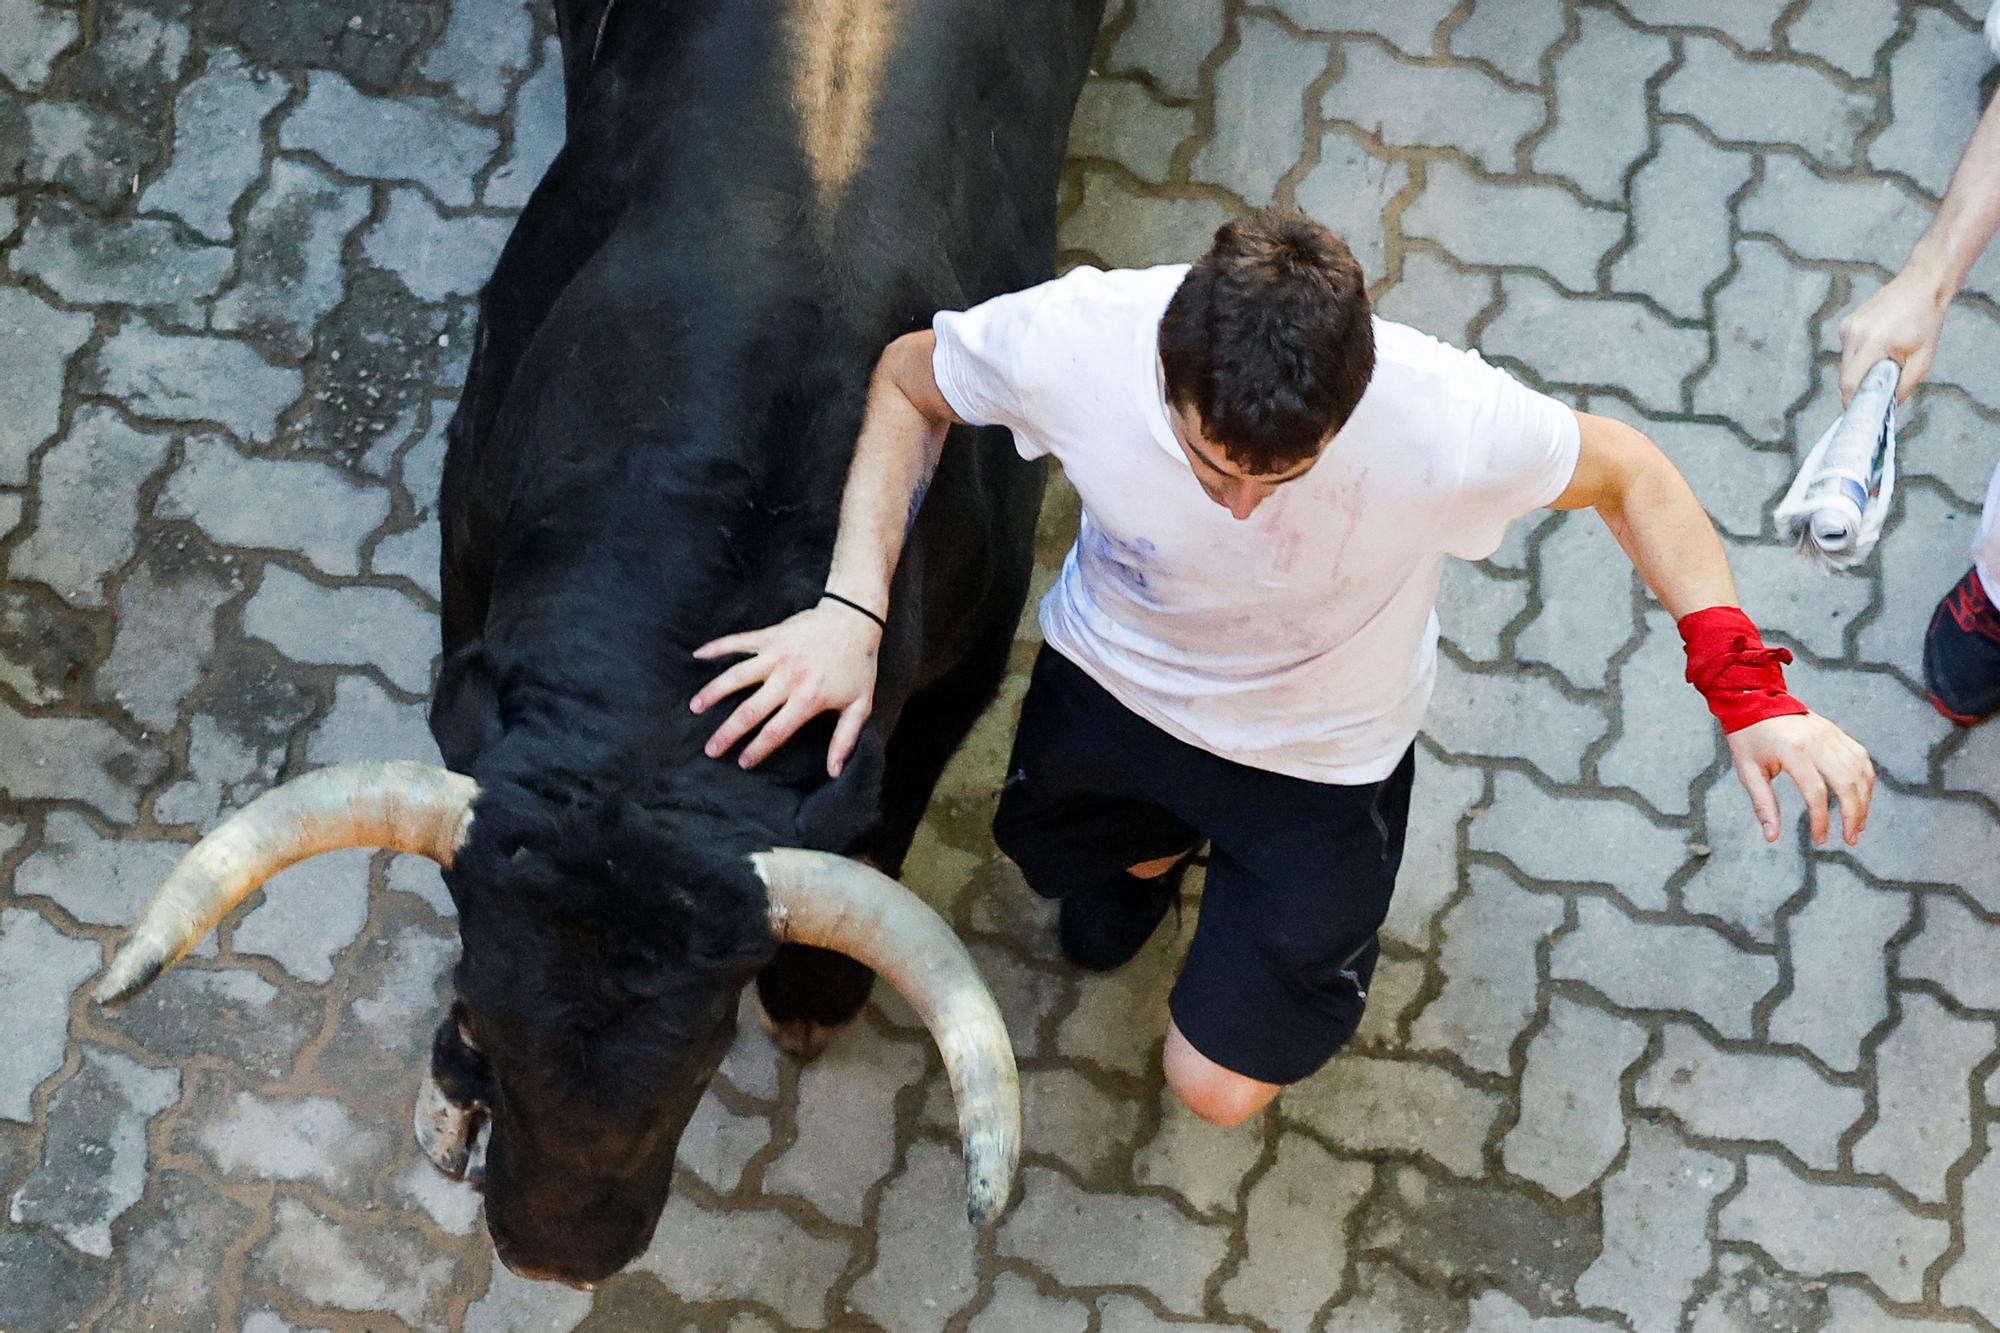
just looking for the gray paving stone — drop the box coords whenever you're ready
[1722,533,1872,661]
[137,47,287,242]
[8,1044,179,1256]
[1532,9,1671,203]
[0,0,80,89]
[1680,773,1808,944]
[1551,895,1779,1036]
[1061,171,1235,270]
[1471,772,1686,911]
[371,519,443,599]
[0,1228,113,1332]
[1869,8,1991,198]
[1502,996,1649,1198]
[1133,1083,1266,1216]
[1056,921,1183,1077]
[1574,1119,1732,1333]
[1853,991,1991,1203]
[15,810,192,928]
[1188,13,1325,205]
[111,966,319,1084]
[96,1168,255,1333]
[1448,0,1566,85]
[95,321,302,445]
[716,990,781,1102]
[1269,0,1454,52]
[1769,864,1907,1072]
[0,585,86,709]
[1940,1124,2000,1312]
[1425,652,1606,783]
[1823,1285,1972,1330]
[847,1139,979,1331]
[1685,1250,1831,1333]
[1357,1164,1599,1302]
[764,1034,924,1225]
[160,433,391,579]
[1292,132,1408,282]
[1282,1053,1503,1177]
[1466,1294,1623,1332]
[1022,1065,1144,1178]
[1321,42,1544,173]
[1659,37,1873,167]
[636,1193,853,1327]
[1692,240,1833,443]
[1403,160,1623,293]
[1717,1154,1950,1303]
[1000,1165,1231,1316]
[1902,392,2000,511]
[154,711,284,829]
[1435,559,1527,664]
[1609,123,1754,321]
[1484,273,1708,413]
[195,1089,389,1199]
[464,1255,596,1333]
[1408,865,1564,1074]
[1741,155,1936,284]
[305,673,437,769]
[674,1091,769,1196]
[485,37,563,211]
[1926,295,2000,416]
[1613,0,1789,46]
[362,189,513,303]
[280,70,500,207]
[337,909,455,1073]
[421,0,535,116]
[1596,611,1718,818]
[1786,0,1902,78]
[969,1273,1089,1333]
[0,284,92,488]
[1516,511,1639,688]
[10,197,233,306]
[102,530,244,732]
[252,1196,456,1326]
[0,706,163,821]
[0,909,100,1122]
[232,847,375,984]
[1858,485,1977,688]
[21,98,159,213]
[1096,1296,1244,1333]
[1323,1261,1470,1333]
[1103,0,1224,100]
[1062,78,1195,186]
[213,158,373,357]
[1638,1023,1863,1170]
[1845,784,2000,911]
[1904,890,2000,1011]
[1219,1131,1370,1332]
[389,1155,480,1237]
[12,404,174,607]
[1376,247,1495,347]
[243,564,436,693]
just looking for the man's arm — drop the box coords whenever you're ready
[690,331,967,775]
[1840,92,2000,403]
[1554,410,1875,845]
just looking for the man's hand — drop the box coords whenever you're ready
[690,603,882,776]
[1838,270,1947,406]
[1726,713,1875,846]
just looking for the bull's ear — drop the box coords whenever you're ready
[430,642,503,770]
[794,727,883,851]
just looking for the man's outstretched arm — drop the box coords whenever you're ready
[1553,410,1876,845]
[690,331,967,775]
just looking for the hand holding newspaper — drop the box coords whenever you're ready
[1774,358,1901,571]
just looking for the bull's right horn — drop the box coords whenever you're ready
[96,761,478,1006]
[751,848,1020,1227]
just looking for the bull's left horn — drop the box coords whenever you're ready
[751,848,1020,1227]
[97,761,478,1006]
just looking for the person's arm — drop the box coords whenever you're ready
[690,331,967,776]
[1553,410,1876,845]
[1839,93,2000,403]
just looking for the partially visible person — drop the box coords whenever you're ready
[1839,90,2000,723]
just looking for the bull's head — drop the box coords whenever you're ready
[94,761,1018,1286]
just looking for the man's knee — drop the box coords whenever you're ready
[1164,1021,1278,1127]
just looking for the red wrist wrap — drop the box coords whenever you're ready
[1677,606,1810,734]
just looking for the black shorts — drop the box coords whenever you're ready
[992,646,1416,1085]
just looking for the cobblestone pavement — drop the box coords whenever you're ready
[6,0,2000,1329]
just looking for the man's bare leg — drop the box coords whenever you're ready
[1164,1020,1278,1125]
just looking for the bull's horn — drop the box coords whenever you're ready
[96,761,478,1006]
[751,848,1020,1226]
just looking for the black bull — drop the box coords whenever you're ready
[191,0,1098,1289]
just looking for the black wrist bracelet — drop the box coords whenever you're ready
[820,590,887,632]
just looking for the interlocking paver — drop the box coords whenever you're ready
[635,1194,853,1327]
[1282,1053,1503,1178]
[1515,511,1639,687]
[253,1196,458,1326]
[1597,610,1719,817]
[1941,1126,2000,1313]
[280,71,500,208]
[1552,895,1779,1035]
[1357,1164,1599,1303]
[1786,0,1902,78]
[0,0,80,89]
[1679,773,1808,942]
[1410,865,1565,1074]
[1853,991,1992,1202]
[102,533,246,732]
[95,321,304,444]
[1321,43,1544,173]
[1404,160,1624,293]
[1532,9,1671,204]
[1292,133,1408,281]
[1104,0,1225,101]
[1718,1154,1950,1303]
[1218,1132,1369,1331]
[232,847,376,984]
[1614,0,1790,47]
[1068,80,1197,185]
[1269,0,1454,54]
[485,36,564,211]
[1448,0,1566,86]
[213,158,373,355]
[1870,8,1990,198]
[1425,651,1608,782]
[1466,1293,1622,1331]
[848,1140,981,1331]
[1610,123,1754,320]
[7,1045,178,1257]
[1484,272,1708,412]
[12,405,175,607]
[421,0,536,117]
[1501,996,1648,1197]
[95,1168,253,1333]
[1636,1022,1863,1169]
[1573,1120,1731,1333]
[1770,864,1908,1071]
[1659,36,1874,166]
[1133,1086,1266,1215]
[1188,13,1326,205]
[1375,246,1494,346]
[1001,1166,1231,1316]
[765,1035,926,1225]
[0,285,89,487]
[195,1090,390,1200]
[1693,239,1835,443]
[10,198,233,306]
[1472,773,1686,910]
[137,48,288,243]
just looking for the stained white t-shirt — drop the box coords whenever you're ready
[932,263,1580,784]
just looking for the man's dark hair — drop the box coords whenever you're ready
[1158,208,1375,475]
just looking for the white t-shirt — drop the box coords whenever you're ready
[931,263,1580,784]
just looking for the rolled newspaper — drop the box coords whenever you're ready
[1774,358,1900,570]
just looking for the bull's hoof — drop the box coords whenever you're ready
[755,994,841,1061]
[414,1066,487,1181]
